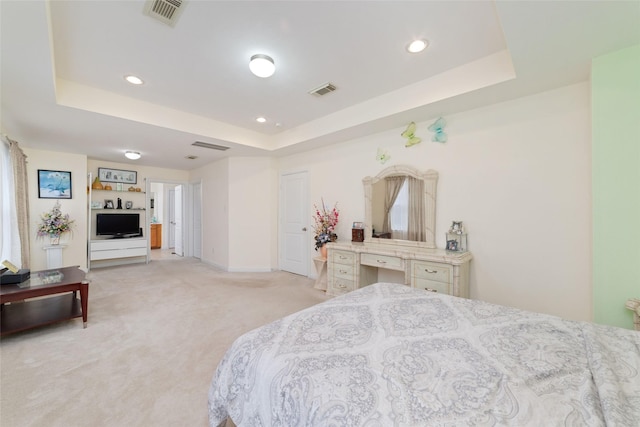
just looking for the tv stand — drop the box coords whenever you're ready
[89,237,148,269]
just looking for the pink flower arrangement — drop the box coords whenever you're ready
[36,201,74,239]
[313,198,339,250]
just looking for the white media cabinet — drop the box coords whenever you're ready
[89,238,148,268]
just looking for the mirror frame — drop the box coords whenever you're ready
[363,165,438,249]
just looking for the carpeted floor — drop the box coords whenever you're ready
[0,256,329,426]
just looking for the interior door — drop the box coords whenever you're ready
[174,185,183,256]
[279,171,308,276]
[192,182,202,259]
[168,188,175,248]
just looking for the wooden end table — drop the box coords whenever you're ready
[1,266,88,336]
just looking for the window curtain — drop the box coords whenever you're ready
[383,176,406,233]
[407,176,425,241]
[1,136,30,268]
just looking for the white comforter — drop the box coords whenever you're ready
[208,283,640,426]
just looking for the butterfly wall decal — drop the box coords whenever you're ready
[401,122,421,147]
[376,148,390,164]
[428,117,447,143]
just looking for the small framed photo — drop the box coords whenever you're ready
[91,201,103,209]
[125,201,133,209]
[352,222,364,229]
[98,167,137,184]
[38,169,72,199]
[104,199,115,209]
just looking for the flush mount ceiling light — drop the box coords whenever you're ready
[124,75,144,85]
[249,54,275,78]
[406,39,429,53]
[256,117,267,123]
[125,151,141,160]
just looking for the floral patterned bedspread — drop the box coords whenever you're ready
[208,283,640,426]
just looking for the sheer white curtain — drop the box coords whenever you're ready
[383,176,406,235]
[1,136,30,268]
[389,180,408,240]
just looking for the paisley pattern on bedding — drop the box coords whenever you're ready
[208,283,640,427]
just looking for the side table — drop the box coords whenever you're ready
[313,256,327,291]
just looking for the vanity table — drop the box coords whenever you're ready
[327,242,471,297]
[326,165,472,298]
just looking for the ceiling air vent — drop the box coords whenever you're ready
[143,0,187,27]
[309,83,337,97]
[192,141,230,151]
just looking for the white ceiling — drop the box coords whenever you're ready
[2,1,639,170]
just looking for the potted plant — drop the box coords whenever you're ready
[313,198,339,258]
[36,201,75,245]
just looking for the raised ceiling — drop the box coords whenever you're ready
[1,1,639,170]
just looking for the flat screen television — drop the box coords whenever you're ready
[96,213,140,238]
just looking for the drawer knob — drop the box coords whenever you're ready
[425,288,438,293]
[376,259,387,264]
[338,284,346,288]
[339,255,347,260]
[424,269,437,274]
[339,269,348,274]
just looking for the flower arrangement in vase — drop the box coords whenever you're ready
[36,201,75,244]
[313,198,339,255]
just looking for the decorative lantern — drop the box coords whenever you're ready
[446,221,467,252]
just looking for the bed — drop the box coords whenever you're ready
[208,283,640,426]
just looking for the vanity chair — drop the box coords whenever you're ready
[326,165,472,298]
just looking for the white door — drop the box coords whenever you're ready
[279,171,308,276]
[174,185,183,256]
[168,189,176,248]
[192,182,202,259]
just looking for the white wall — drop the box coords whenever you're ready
[227,157,274,272]
[24,148,88,270]
[190,158,230,268]
[277,82,592,321]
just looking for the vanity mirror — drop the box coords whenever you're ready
[363,165,438,249]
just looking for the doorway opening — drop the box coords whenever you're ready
[147,180,186,260]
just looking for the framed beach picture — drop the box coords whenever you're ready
[38,170,72,199]
[98,167,137,184]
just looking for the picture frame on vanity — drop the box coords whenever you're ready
[125,201,133,209]
[98,167,137,184]
[91,201,103,209]
[104,199,114,209]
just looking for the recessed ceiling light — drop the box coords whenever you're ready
[406,39,429,54]
[256,117,267,123]
[125,151,141,160]
[249,54,275,78]
[124,75,144,85]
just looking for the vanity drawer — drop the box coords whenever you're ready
[333,263,355,280]
[411,261,452,283]
[360,253,403,271]
[330,278,356,295]
[413,278,451,295]
[331,250,356,265]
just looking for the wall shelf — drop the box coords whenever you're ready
[88,172,149,270]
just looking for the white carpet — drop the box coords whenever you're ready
[0,257,329,426]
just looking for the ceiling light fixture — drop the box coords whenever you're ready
[125,151,141,160]
[256,117,266,123]
[406,39,429,53]
[124,75,144,85]
[249,54,275,78]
